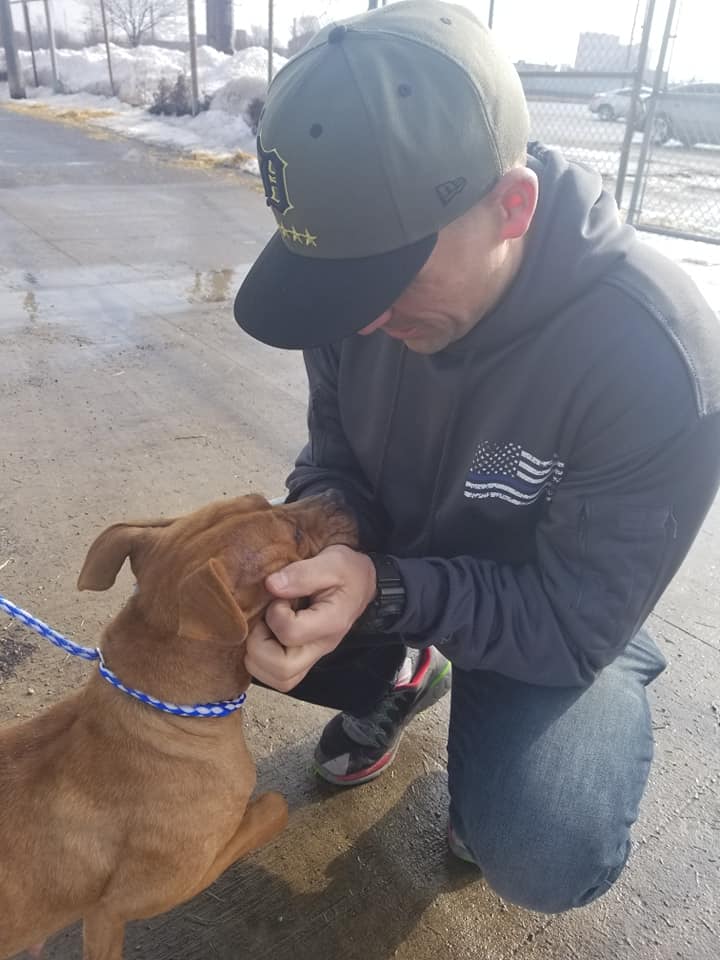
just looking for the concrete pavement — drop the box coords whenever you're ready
[0,107,718,959]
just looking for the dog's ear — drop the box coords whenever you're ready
[77,518,175,591]
[178,558,249,646]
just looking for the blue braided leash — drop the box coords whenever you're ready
[0,594,246,718]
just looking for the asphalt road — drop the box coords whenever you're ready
[1,107,719,960]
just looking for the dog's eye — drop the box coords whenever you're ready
[293,525,304,546]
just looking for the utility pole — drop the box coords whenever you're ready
[42,0,59,92]
[21,0,38,87]
[0,0,26,98]
[488,0,495,29]
[186,0,199,116]
[98,0,115,97]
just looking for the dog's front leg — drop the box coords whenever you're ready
[82,911,125,960]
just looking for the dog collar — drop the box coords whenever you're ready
[0,594,246,719]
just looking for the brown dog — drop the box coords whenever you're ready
[0,493,357,960]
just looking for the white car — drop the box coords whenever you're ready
[650,82,720,146]
[589,86,652,122]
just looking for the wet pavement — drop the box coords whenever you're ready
[0,107,719,959]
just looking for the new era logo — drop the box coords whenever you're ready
[436,177,467,206]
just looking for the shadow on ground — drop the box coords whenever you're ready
[43,748,482,960]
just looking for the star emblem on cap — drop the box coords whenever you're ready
[279,224,318,247]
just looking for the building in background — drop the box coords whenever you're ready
[575,32,641,72]
[206,0,233,53]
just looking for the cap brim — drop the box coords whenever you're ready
[234,231,437,349]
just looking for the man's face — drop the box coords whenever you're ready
[358,170,536,355]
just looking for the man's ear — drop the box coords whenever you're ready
[495,166,538,241]
[178,558,249,646]
[77,517,176,591]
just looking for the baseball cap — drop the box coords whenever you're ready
[234,0,530,350]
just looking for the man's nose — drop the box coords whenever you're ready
[358,309,392,336]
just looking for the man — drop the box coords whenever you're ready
[233,0,720,913]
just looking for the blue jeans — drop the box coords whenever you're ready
[284,628,666,914]
[447,628,666,912]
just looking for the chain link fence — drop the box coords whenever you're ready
[626,0,720,244]
[509,0,720,244]
[628,86,720,243]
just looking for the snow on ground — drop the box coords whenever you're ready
[0,43,287,173]
[0,86,261,172]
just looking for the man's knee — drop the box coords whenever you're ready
[453,802,631,913]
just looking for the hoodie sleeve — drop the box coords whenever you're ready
[391,359,720,687]
[285,346,389,550]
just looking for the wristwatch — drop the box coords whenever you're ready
[353,553,406,634]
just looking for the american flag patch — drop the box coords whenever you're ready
[464,441,565,506]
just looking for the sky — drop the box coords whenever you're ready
[48,1,720,82]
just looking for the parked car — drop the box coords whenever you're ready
[649,82,720,146]
[588,86,652,122]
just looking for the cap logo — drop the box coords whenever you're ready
[436,177,467,206]
[258,137,293,216]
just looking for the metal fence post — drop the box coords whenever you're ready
[21,0,38,86]
[488,0,495,29]
[42,0,60,92]
[186,0,199,116]
[0,0,26,98]
[626,0,679,225]
[98,0,116,97]
[614,0,656,210]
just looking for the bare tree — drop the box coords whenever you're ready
[288,15,320,56]
[247,23,269,48]
[87,0,183,47]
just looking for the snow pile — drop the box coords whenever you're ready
[210,76,265,118]
[105,98,262,159]
[200,46,276,102]
[17,43,285,109]
[7,42,289,170]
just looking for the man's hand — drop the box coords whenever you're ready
[245,545,376,692]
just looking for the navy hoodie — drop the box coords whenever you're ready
[285,144,720,686]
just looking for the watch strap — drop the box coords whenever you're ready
[353,553,406,634]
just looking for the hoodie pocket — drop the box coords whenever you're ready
[574,498,676,631]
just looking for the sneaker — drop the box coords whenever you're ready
[447,821,479,867]
[313,646,451,786]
